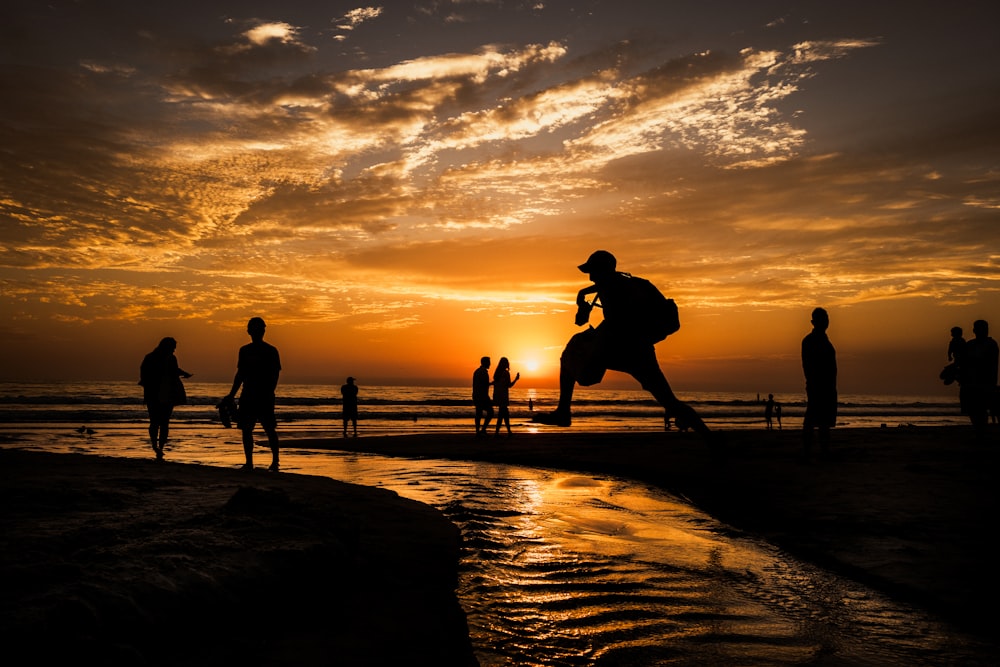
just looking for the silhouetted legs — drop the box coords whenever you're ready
[802,424,830,460]
[475,403,494,436]
[961,382,998,440]
[536,328,710,436]
[241,426,279,470]
[495,405,512,435]
[146,403,173,460]
[802,390,835,460]
[630,356,710,436]
[238,401,279,470]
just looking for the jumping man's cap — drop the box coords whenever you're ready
[578,250,616,273]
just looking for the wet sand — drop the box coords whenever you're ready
[290,426,999,649]
[2,426,997,664]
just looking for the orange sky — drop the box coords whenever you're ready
[1,2,998,396]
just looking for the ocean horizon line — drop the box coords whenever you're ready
[0,379,970,433]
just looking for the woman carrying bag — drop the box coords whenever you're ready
[139,337,192,460]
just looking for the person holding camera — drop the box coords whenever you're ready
[532,250,710,438]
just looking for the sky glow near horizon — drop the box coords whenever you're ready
[1,1,998,395]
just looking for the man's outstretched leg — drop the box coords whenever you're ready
[531,363,575,426]
[631,360,712,438]
[533,331,602,427]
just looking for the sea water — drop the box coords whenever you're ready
[0,381,967,438]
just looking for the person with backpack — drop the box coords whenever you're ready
[532,250,711,438]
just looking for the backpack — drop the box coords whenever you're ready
[628,275,680,343]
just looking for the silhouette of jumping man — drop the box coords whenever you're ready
[959,319,998,438]
[802,307,837,459]
[342,376,359,438]
[493,357,520,436]
[139,337,192,461]
[533,250,710,437]
[473,356,493,436]
[225,317,281,471]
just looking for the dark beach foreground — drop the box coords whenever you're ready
[0,448,477,666]
[290,425,999,651]
[2,425,998,664]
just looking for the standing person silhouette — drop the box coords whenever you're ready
[341,376,359,438]
[532,250,710,438]
[764,394,775,430]
[802,307,837,460]
[472,356,493,436]
[493,357,520,436]
[139,337,192,461]
[959,319,998,438]
[225,317,281,471]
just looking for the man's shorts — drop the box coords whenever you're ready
[803,390,837,428]
[237,395,277,431]
[562,325,660,387]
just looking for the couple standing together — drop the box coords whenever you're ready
[472,356,520,436]
[140,317,281,471]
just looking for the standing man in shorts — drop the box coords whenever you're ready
[802,307,837,460]
[226,317,281,471]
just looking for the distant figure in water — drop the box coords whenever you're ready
[959,319,998,438]
[493,357,520,436]
[341,376,359,438]
[532,250,711,439]
[764,394,775,430]
[802,308,837,460]
[226,317,281,471]
[139,337,192,461]
[472,356,494,436]
[528,397,534,412]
